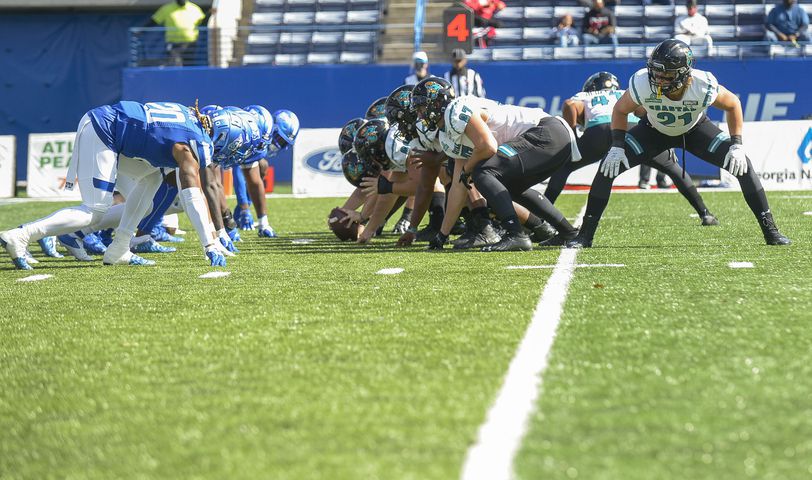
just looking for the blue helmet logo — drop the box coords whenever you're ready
[304,148,343,175]
[798,127,812,165]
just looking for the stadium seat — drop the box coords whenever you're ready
[242,54,274,65]
[246,33,280,45]
[346,10,379,24]
[770,44,803,58]
[252,12,283,25]
[496,6,524,20]
[340,51,373,63]
[704,5,735,21]
[280,32,312,46]
[255,0,284,7]
[585,45,615,59]
[614,45,646,59]
[274,54,308,65]
[644,25,672,42]
[708,25,736,41]
[735,4,766,25]
[615,5,644,27]
[524,7,554,27]
[311,31,343,45]
[523,27,554,43]
[495,28,524,45]
[492,48,523,61]
[468,49,493,61]
[737,24,765,41]
[343,31,375,44]
[713,45,740,58]
[315,11,347,24]
[282,12,315,24]
[307,52,340,64]
[553,46,584,59]
[553,6,586,24]
[615,26,644,42]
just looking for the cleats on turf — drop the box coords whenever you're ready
[82,233,107,255]
[481,232,533,252]
[38,236,64,258]
[57,234,94,261]
[132,239,176,254]
[759,212,791,246]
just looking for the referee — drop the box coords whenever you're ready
[443,48,485,97]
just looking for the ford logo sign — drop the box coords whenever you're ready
[304,148,343,175]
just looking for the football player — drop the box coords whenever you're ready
[1,101,248,269]
[411,76,581,251]
[568,39,790,247]
[545,71,719,226]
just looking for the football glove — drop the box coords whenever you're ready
[723,144,748,177]
[218,230,239,253]
[392,217,410,234]
[205,245,227,267]
[258,226,277,238]
[227,227,242,242]
[600,146,630,178]
[236,208,254,230]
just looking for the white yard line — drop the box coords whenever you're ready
[17,274,53,282]
[728,262,754,269]
[199,271,231,279]
[506,263,625,270]
[376,268,404,275]
[461,204,587,480]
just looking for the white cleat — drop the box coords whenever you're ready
[57,234,94,261]
[1,229,34,270]
[103,251,155,266]
[24,251,40,264]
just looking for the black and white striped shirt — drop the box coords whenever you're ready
[443,68,485,98]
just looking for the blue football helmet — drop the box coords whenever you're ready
[268,109,300,156]
[200,104,221,117]
[244,105,275,163]
[211,110,248,169]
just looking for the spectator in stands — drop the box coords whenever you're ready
[464,0,506,47]
[582,0,619,47]
[765,0,810,45]
[674,0,713,50]
[443,49,485,97]
[147,0,207,66]
[405,51,430,86]
[553,14,581,47]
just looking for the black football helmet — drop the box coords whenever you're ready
[582,71,620,92]
[338,117,366,155]
[365,97,388,120]
[411,76,455,132]
[353,118,391,168]
[341,150,382,187]
[647,39,694,95]
[385,85,419,142]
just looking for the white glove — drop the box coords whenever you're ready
[600,146,630,178]
[723,144,748,177]
[212,236,236,257]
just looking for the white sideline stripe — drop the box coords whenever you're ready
[376,268,403,275]
[17,274,53,282]
[291,238,315,244]
[461,204,587,480]
[199,271,231,279]
[728,261,754,269]
[506,263,625,270]
[803,211,812,216]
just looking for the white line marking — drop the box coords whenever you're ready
[199,271,231,279]
[506,264,625,270]
[17,274,53,282]
[291,238,315,244]
[689,213,700,218]
[779,195,812,199]
[461,204,587,480]
[803,211,812,216]
[728,262,754,269]
[376,268,403,275]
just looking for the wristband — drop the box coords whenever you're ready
[377,175,394,194]
[730,135,742,145]
[611,129,627,148]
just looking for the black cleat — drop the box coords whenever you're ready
[415,226,440,242]
[539,229,579,247]
[453,223,501,250]
[451,218,466,236]
[759,211,791,245]
[481,231,532,252]
[529,222,557,242]
[700,210,720,226]
[565,235,593,249]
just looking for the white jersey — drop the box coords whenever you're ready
[438,96,549,159]
[571,89,640,128]
[628,67,720,136]
[384,125,414,172]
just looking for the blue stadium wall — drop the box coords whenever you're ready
[124,58,812,181]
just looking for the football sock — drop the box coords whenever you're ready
[544,162,576,204]
[737,169,771,219]
[429,192,445,230]
[524,213,543,230]
[583,172,613,220]
[517,188,576,234]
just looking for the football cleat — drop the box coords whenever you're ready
[12,257,34,270]
[565,235,593,249]
[57,234,94,261]
[258,226,277,238]
[98,228,114,247]
[415,226,440,242]
[82,232,107,255]
[392,217,410,234]
[24,251,40,264]
[700,210,720,226]
[481,231,533,252]
[759,211,791,246]
[132,239,176,254]
[450,218,466,236]
[103,252,155,266]
[37,236,64,258]
[529,222,557,243]
[1,234,32,270]
[539,229,579,247]
[453,223,501,250]
[150,225,184,243]
[426,232,448,251]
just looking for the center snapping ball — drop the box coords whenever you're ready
[328,207,360,241]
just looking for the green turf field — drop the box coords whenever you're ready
[1,190,810,479]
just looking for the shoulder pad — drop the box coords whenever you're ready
[444,97,476,138]
[385,127,410,171]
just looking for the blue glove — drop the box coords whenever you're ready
[237,208,254,230]
[205,246,227,267]
[227,227,242,242]
[258,226,277,238]
[219,231,239,253]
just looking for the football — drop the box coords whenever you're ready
[328,207,360,241]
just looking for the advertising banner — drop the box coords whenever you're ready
[292,128,355,197]
[27,132,80,199]
[0,135,15,198]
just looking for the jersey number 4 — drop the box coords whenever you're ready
[145,102,187,124]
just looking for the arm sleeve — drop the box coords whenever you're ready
[232,165,251,205]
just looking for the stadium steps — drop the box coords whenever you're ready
[379,1,452,64]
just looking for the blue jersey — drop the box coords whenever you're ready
[88,101,213,168]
